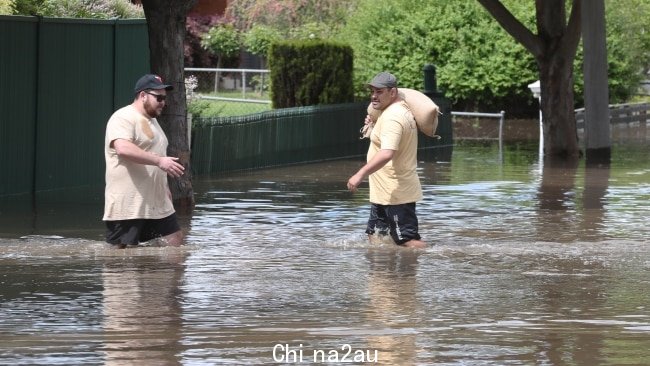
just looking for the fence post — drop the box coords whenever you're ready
[499,110,505,154]
[242,70,247,99]
[641,104,647,141]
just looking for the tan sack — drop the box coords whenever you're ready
[366,88,440,138]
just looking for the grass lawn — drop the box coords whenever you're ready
[189,90,272,118]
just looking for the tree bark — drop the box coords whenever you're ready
[141,0,198,213]
[478,0,582,159]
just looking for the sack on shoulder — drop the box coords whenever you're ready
[366,88,441,138]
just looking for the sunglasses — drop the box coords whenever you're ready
[144,91,167,102]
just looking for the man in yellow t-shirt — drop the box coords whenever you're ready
[103,74,186,248]
[347,72,426,249]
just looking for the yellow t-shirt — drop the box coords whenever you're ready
[103,105,175,220]
[367,101,423,205]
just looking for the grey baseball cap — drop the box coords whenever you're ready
[367,72,398,88]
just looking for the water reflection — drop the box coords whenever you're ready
[101,248,187,365]
[364,247,421,365]
[536,158,581,242]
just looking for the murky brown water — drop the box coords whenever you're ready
[1,142,650,365]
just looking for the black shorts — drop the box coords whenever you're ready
[105,213,180,246]
[365,202,421,245]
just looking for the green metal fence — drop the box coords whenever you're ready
[0,16,38,197]
[0,16,149,198]
[191,98,453,174]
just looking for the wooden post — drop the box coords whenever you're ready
[581,0,611,164]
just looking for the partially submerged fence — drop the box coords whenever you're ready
[575,102,650,127]
[576,102,650,142]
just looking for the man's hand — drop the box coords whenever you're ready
[346,149,395,193]
[157,156,185,178]
[347,173,363,192]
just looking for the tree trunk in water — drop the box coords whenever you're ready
[535,0,581,160]
[538,56,580,159]
[477,0,582,160]
[141,0,198,214]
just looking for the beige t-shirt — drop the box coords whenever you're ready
[367,101,423,205]
[103,105,175,220]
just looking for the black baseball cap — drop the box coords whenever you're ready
[134,74,173,94]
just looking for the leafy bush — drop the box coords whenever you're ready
[37,0,143,19]
[243,24,281,67]
[185,14,222,67]
[0,0,14,14]
[337,0,537,114]
[269,40,354,108]
[10,0,42,15]
[201,23,240,68]
[336,0,650,114]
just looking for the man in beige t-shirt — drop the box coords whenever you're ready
[103,74,185,248]
[347,72,426,249]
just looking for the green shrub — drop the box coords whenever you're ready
[269,40,353,108]
[37,0,143,18]
[201,23,240,68]
[337,0,650,112]
[0,0,14,14]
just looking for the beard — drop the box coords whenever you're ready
[143,99,163,118]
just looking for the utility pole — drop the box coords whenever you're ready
[581,0,611,164]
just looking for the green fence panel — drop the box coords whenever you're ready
[34,18,117,192]
[191,97,454,175]
[0,16,149,198]
[113,19,149,109]
[192,103,368,174]
[0,16,38,196]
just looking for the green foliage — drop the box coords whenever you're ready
[109,0,144,19]
[10,0,42,15]
[336,0,650,112]
[201,23,240,66]
[269,40,354,108]
[226,0,355,35]
[337,0,537,112]
[36,0,143,19]
[288,21,338,41]
[0,0,14,14]
[602,0,650,102]
[243,24,281,57]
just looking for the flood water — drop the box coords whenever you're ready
[1,142,650,365]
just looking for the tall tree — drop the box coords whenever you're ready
[141,0,197,212]
[477,0,582,159]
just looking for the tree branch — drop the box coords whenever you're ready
[477,0,543,57]
[560,0,582,58]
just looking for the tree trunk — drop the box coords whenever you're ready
[478,0,582,159]
[536,0,581,159]
[141,0,198,213]
[538,52,580,159]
